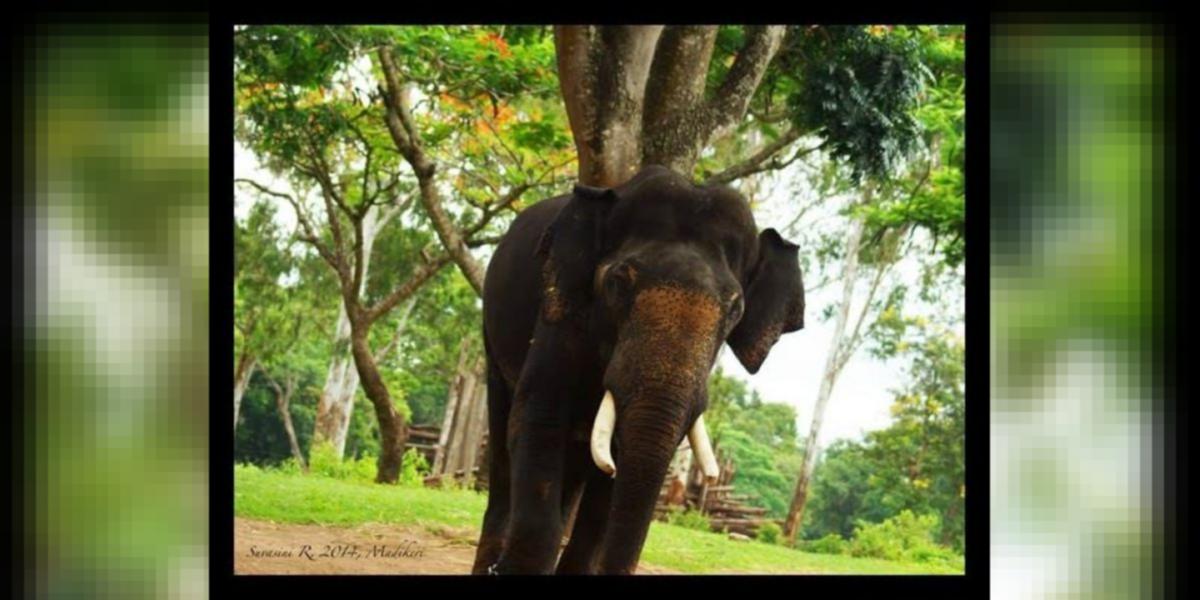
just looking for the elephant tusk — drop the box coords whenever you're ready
[591,391,618,478]
[689,415,720,484]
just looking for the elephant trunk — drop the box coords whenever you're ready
[594,395,689,574]
[591,391,718,483]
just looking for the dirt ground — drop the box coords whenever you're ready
[234,517,678,575]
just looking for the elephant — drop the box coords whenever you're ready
[471,165,805,575]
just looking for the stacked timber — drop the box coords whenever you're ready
[654,446,778,538]
[415,340,490,489]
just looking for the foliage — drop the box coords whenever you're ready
[755,521,783,545]
[234,370,317,465]
[798,512,962,570]
[399,448,431,487]
[848,511,962,569]
[801,533,848,555]
[852,25,965,267]
[663,507,712,532]
[705,367,803,518]
[234,200,303,369]
[802,319,966,552]
[781,26,930,182]
[308,440,378,482]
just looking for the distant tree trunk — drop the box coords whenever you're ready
[270,374,306,471]
[233,354,256,431]
[782,213,866,544]
[313,301,359,456]
[312,205,388,457]
[555,25,785,186]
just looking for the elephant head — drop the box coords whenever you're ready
[535,165,805,571]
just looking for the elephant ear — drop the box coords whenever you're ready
[535,183,617,323]
[727,228,805,374]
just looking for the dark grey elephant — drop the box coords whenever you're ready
[472,165,805,574]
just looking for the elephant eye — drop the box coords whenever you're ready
[601,262,636,304]
[728,292,744,321]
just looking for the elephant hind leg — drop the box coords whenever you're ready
[471,354,512,574]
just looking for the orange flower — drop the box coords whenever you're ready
[478,31,512,59]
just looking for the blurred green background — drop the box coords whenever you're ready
[990,19,1170,600]
[21,21,209,600]
[17,16,1174,599]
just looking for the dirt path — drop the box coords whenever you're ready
[235,517,678,575]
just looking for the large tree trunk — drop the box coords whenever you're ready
[312,205,388,457]
[782,214,866,544]
[233,353,256,431]
[349,325,408,484]
[556,25,664,187]
[640,26,719,174]
[555,25,785,186]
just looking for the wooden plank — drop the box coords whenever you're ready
[448,367,478,474]
[432,343,470,475]
[461,374,487,475]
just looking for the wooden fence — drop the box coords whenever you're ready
[406,340,489,489]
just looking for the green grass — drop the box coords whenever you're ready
[234,464,962,574]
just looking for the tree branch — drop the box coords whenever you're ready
[703,127,814,185]
[235,178,341,272]
[708,26,787,138]
[643,26,718,136]
[378,45,488,296]
[365,252,453,324]
[373,294,419,364]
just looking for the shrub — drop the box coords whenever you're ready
[756,521,783,545]
[803,533,848,555]
[276,457,305,476]
[308,441,378,482]
[664,507,712,532]
[398,448,430,487]
[848,510,962,567]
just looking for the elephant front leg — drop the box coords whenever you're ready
[491,393,567,574]
[555,461,614,574]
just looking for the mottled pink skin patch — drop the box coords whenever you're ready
[618,286,722,392]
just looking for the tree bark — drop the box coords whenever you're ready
[783,207,867,544]
[555,25,664,186]
[433,339,472,475]
[313,300,359,456]
[312,205,392,457]
[641,26,785,177]
[377,49,488,297]
[349,324,408,484]
[641,26,718,173]
[665,443,693,506]
[271,374,307,471]
[233,354,256,431]
[556,25,786,184]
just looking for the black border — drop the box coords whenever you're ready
[212,12,988,597]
